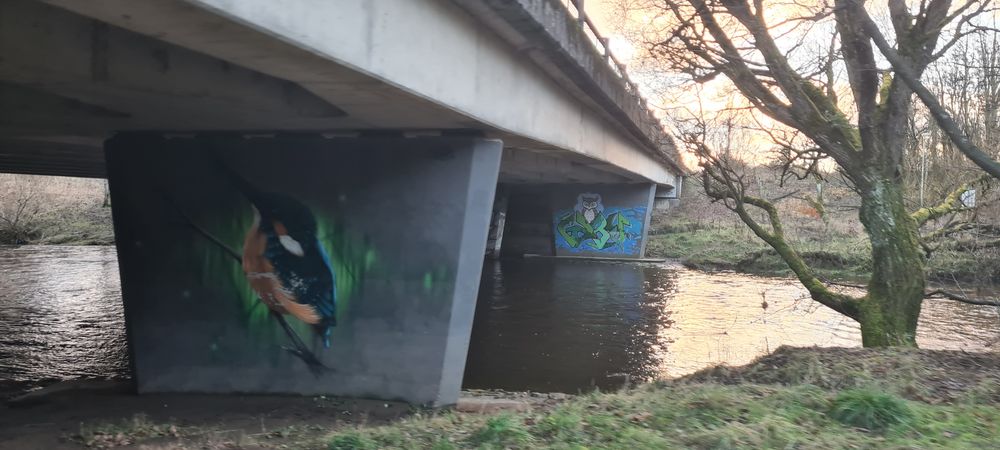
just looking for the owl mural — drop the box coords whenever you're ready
[555,193,635,251]
[578,193,603,224]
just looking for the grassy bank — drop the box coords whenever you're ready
[54,347,1000,449]
[646,220,999,284]
[644,175,1000,285]
[30,206,114,245]
[319,348,1000,449]
[645,220,872,281]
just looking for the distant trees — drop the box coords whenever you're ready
[625,0,997,346]
[0,174,113,245]
[899,20,1000,195]
[0,175,42,244]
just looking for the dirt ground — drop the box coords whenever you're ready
[0,382,563,449]
[0,381,411,449]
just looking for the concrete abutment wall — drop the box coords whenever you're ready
[106,134,500,406]
[495,183,656,259]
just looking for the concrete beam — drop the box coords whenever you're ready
[0,139,105,178]
[39,0,681,184]
[499,148,630,184]
[0,0,350,134]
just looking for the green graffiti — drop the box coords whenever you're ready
[314,215,377,322]
[556,209,632,250]
[554,193,645,254]
[184,196,380,347]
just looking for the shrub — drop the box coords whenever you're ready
[829,388,913,431]
[466,414,533,448]
[328,431,378,450]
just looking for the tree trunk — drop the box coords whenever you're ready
[855,173,925,347]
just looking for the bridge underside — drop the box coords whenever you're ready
[1,0,675,187]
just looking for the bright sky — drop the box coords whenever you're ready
[583,0,998,170]
[583,1,846,168]
[585,1,736,168]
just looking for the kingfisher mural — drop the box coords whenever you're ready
[228,163,337,373]
[107,135,486,401]
[161,158,342,374]
[554,193,645,255]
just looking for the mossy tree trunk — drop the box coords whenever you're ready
[855,173,925,346]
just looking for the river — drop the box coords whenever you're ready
[1,246,997,393]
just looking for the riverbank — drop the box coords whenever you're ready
[646,219,1000,284]
[329,347,1000,449]
[2,347,998,449]
[0,175,113,245]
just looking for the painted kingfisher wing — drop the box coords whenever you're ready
[266,238,337,325]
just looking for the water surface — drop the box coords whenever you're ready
[0,245,128,384]
[462,258,1000,392]
[1,246,997,394]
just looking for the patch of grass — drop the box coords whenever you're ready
[829,388,914,431]
[62,349,1000,449]
[315,348,1000,449]
[646,223,769,266]
[466,414,533,448]
[533,405,583,441]
[328,431,379,450]
[35,206,114,245]
[75,413,183,448]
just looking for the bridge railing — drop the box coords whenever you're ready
[560,0,650,113]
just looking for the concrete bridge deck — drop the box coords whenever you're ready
[2,0,682,187]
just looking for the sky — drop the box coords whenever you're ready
[580,0,1000,170]
[583,1,736,168]
[579,0,863,168]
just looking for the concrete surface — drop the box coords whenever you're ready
[3,0,682,186]
[106,135,500,406]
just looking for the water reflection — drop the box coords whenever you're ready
[464,259,1000,392]
[0,246,128,383]
[463,259,675,392]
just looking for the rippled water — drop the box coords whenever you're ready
[463,258,1000,392]
[1,247,997,393]
[0,246,129,384]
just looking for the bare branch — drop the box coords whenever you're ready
[926,289,1000,307]
[910,175,988,226]
[848,0,1000,179]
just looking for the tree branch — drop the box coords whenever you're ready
[910,177,983,226]
[689,133,861,319]
[926,289,1000,307]
[848,0,1000,179]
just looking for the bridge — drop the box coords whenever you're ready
[0,0,684,406]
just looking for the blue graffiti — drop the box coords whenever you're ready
[553,193,645,255]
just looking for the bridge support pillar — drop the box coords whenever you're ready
[485,189,508,259]
[105,133,501,406]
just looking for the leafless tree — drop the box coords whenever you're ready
[0,175,42,244]
[629,0,996,346]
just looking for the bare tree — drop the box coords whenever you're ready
[635,0,994,346]
[0,175,42,244]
